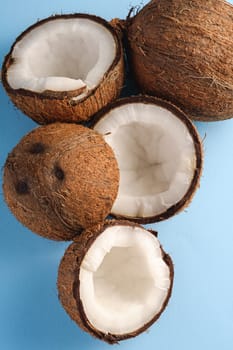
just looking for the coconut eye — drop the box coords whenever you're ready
[3,123,119,241]
[29,142,45,154]
[15,181,29,195]
[54,165,65,181]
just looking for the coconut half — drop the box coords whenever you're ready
[93,96,202,223]
[3,123,119,240]
[126,0,233,121]
[1,14,124,124]
[57,220,173,343]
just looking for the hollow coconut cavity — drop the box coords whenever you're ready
[3,123,119,240]
[57,220,173,343]
[1,14,124,124]
[126,0,233,121]
[93,96,202,223]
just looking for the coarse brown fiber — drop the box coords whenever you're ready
[3,123,119,240]
[127,0,233,121]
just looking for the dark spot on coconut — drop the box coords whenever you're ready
[54,165,65,181]
[15,181,29,195]
[29,142,45,154]
[9,57,15,66]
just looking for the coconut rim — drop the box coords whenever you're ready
[92,95,203,223]
[1,13,123,101]
[65,220,174,343]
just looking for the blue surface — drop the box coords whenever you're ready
[1,1,233,349]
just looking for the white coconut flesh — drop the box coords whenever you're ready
[94,103,197,218]
[80,225,170,334]
[7,18,116,97]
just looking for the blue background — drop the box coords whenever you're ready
[1,1,233,349]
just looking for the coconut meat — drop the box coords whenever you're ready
[79,225,170,335]
[7,18,116,96]
[94,103,197,218]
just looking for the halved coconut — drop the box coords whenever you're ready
[1,14,124,124]
[126,0,233,121]
[57,220,173,343]
[93,96,203,223]
[3,123,119,240]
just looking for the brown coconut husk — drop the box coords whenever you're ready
[92,95,203,223]
[126,0,233,121]
[1,14,124,124]
[3,123,119,240]
[57,220,174,344]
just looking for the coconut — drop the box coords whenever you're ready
[1,14,124,124]
[126,0,233,121]
[93,96,203,223]
[3,123,119,240]
[57,220,173,343]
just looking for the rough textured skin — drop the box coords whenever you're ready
[1,14,124,124]
[92,96,203,223]
[127,0,233,121]
[57,220,174,344]
[3,124,119,240]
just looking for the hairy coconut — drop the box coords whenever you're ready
[3,123,119,240]
[126,0,233,121]
[93,96,203,223]
[1,14,124,124]
[57,220,173,343]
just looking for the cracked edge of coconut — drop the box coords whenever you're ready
[57,220,174,344]
[92,95,203,223]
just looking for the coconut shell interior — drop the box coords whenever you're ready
[126,0,233,121]
[1,14,124,124]
[3,123,119,241]
[57,220,174,344]
[93,96,203,224]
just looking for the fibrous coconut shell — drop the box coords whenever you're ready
[126,0,233,121]
[57,220,174,344]
[3,123,119,240]
[1,14,124,124]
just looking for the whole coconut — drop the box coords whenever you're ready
[3,123,119,240]
[127,0,233,121]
